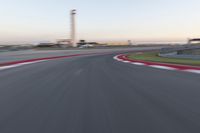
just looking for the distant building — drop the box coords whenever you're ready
[77,40,87,46]
[37,43,55,47]
[188,38,200,45]
[56,39,72,47]
[128,40,133,45]
[77,40,99,47]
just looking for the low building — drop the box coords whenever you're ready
[77,40,99,47]
[57,39,72,46]
[36,43,55,47]
[188,38,200,45]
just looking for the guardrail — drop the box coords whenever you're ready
[159,45,200,60]
[160,45,200,54]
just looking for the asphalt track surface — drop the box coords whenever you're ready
[0,48,200,133]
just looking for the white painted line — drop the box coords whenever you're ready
[114,56,124,62]
[184,69,200,74]
[113,56,119,60]
[148,65,177,70]
[117,59,123,62]
[131,62,145,66]
[0,60,45,71]
[122,61,130,63]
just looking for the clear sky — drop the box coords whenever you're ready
[0,0,200,44]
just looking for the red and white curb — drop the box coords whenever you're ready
[0,53,98,71]
[114,54,200,74]
[0,60,45,70]
[0,51,123,71]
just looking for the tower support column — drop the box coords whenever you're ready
[71,9,77,47]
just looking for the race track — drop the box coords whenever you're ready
[0,47,200,133]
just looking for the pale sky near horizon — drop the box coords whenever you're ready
[0,0,200,44]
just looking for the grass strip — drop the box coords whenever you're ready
[127,52,200,66]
